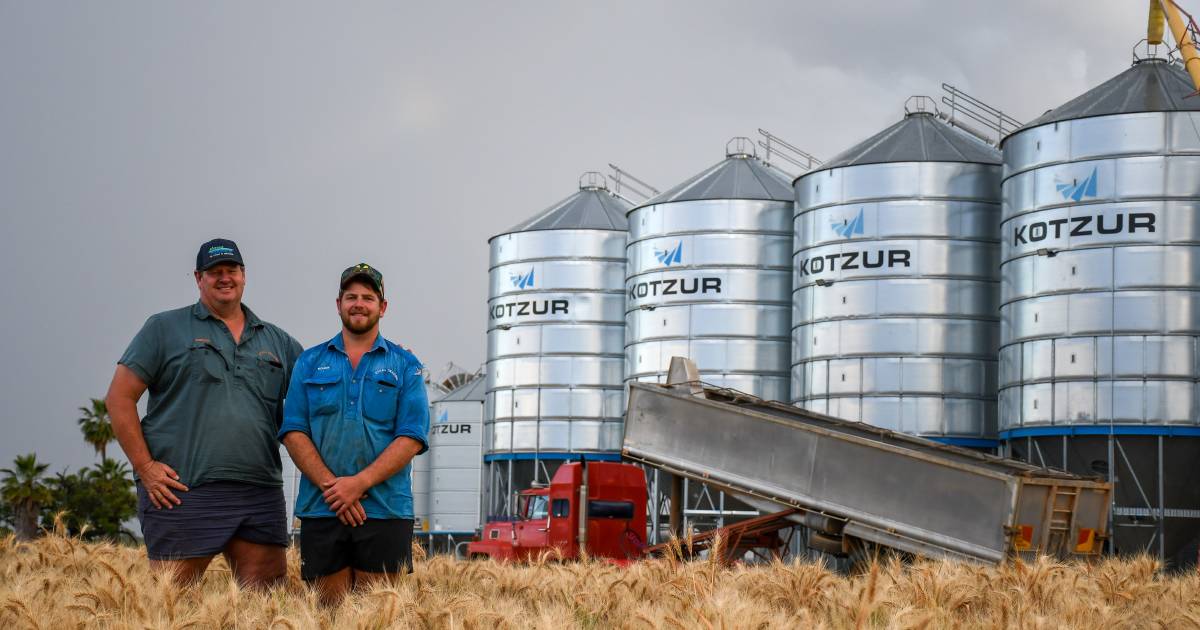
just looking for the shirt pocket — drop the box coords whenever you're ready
[187,341,226,383]
[363,373,399,423]
[253,352,285,401]
[304,371,342,417]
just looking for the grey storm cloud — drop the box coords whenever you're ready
[0,0,1149,472]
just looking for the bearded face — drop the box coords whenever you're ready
[337,281,386,335]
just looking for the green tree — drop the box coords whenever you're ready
[1,453,52,541]
[43,469,87,535]
[42,460,137,542]
[77,398,115,461]
[0,500,13,537]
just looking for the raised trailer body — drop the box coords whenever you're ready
[623,361,1111,564]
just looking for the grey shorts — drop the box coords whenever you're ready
[136,481,287,560]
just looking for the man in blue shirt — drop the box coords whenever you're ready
[279,263,429,605]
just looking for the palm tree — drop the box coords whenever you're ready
[90,458,131,482]
[84,459,136,541]
[1,454,52,541]
[78,398,115,461]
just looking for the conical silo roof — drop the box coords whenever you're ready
[493,173,631,239]
[1013,57,1200,132]
[635,141,793,210]
[440,374,486,402]
[810,111,1000,177]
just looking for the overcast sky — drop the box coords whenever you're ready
[0,1,1148,473]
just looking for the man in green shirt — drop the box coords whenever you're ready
[106,238,302,588]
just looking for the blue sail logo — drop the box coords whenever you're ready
[654,241,683,266]
[509,267,535,289]
[437,409,449,424]
[1055,167,1098,202]
[831,208,865,238]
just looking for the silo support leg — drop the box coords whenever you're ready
[669,474,683,538]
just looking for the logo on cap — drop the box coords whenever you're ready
[340,263,384,297]
[196,238,244,270]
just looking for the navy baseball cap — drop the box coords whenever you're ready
[196,238,244,271]
[340,262,384,298]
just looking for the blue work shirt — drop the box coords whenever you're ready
[279,332,429,520]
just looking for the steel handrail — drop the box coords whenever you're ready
[757,128,822,176]
[607,163,659,201]
[940,83,1021,144]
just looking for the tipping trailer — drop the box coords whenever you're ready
[623,358,1112,565]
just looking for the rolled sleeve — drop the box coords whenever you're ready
[275,334,305,425]
[394,359,430,454]
[118,315,163,385]
[278,354,312,441]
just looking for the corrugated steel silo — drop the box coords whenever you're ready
[429,375,485,535]
[483,173,631,516]
[412,382,442,535]
[280,450,301,535]
[411,452,430,533]
[625,139,794,400]
[792,99,1002,446]
[1000,57,1200,567]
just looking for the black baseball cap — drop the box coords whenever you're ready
[340,262,384,298]
[196,238,244,271]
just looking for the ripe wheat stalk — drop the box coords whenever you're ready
[0,531,1197,628]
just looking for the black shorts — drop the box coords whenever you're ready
[136,481,287,560]
[299,518,413,580]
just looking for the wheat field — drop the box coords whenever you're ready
[2,530,1199,629]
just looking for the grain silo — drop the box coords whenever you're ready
[280,450,301,537]
[791,98,1002,447]
[411,381,443,539]
[483,173,631,517]
[1000,56,1200,567]
[411,450,430,535]
[625,139,794,400]
[429,374,485,541]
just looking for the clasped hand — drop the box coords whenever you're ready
[322,475,369,527]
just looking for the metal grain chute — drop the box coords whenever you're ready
[624,358,1112,564]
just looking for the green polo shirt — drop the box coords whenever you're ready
[118,301,303,488]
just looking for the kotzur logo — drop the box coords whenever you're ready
[831,208,865,238]
[509,267,535,289]
[1055,167,1098,202]
[654,241,683,266]
[801,208,913,277]
[432,408,471,435]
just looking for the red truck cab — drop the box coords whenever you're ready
[467,461,647,562]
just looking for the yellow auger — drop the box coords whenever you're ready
[1150,0,1200,91]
